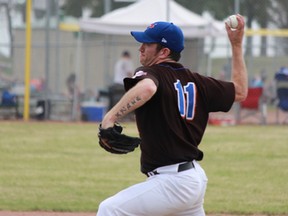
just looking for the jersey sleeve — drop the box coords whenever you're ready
[199,75,235,112]
[124,66,159,91]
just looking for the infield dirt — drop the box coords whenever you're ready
[1,212,286,216]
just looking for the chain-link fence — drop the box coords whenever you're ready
[1,0,288,121]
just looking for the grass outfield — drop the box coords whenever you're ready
[0,121,287,215]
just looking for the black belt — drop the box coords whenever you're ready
[146,161,194,177]
[178,161,194,172]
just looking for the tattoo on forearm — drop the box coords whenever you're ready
[115,96,141,118]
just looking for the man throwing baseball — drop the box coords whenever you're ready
[97,14,247,216]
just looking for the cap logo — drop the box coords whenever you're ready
[148,23,156,29]
[161,38,167,43]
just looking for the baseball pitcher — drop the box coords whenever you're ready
[98,14,247,216]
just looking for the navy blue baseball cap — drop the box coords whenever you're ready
[131,21,184,53]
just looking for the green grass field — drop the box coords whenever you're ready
[0,121,287,215]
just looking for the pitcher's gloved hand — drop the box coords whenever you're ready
[98,123,141,154]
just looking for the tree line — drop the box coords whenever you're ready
[17,0,288,56]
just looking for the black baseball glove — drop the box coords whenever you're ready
[98,123,141,154]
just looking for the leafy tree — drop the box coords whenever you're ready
[177,0,271,56]
[61,0,287,55]
[268,0,288,55]
[61,0,91,18]
[61,0,131,18]
[176,0,234,20]
[252,0,270,56]
[269,0,288,28]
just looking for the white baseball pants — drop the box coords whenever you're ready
[97,161,208,216]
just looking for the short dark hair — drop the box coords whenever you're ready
[122,50,130,57]
[156,44,181,62]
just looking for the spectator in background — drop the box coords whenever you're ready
[66,73,76,97]
[113,50,134,85]
[108,51,134,111]
[251,74,264,87]
[30,77,44,92]
[66,73,84,104]
[1,87,17,106]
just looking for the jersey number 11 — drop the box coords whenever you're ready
[174,79,196,120]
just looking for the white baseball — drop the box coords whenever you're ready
[226,15,238,29]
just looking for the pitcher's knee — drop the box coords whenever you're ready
[97,199,116,216]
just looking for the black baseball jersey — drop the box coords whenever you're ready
[124,62,235,174]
